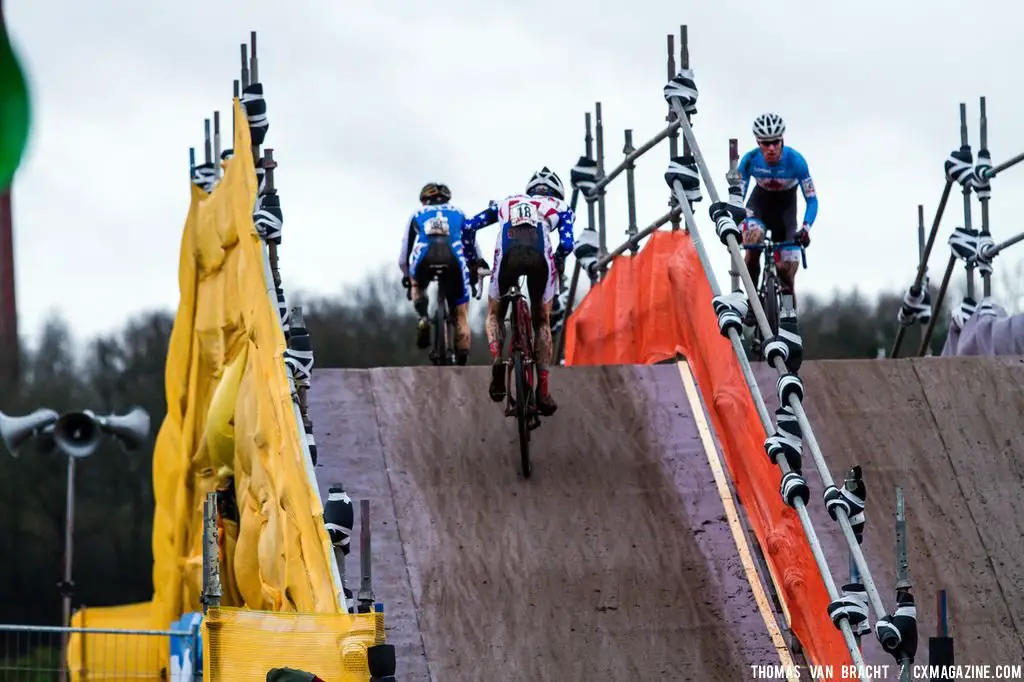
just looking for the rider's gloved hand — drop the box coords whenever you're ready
[553,250,566,276]
[401,276,411,289]
[795,226,810,247]
[471,258,489,281]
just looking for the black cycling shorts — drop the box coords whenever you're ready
[745,186,798,242]
[412,237,465,308]
[497,244,549,308]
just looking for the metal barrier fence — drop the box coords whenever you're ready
[552,20,801,654]
[554,22,922,681]
[891,97,1024,357]
[552,27,744,363]
[0,623,199,681]
[663,47,914,681]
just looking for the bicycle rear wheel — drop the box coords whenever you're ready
[432,289,448,366]
[513,349,532,478]
[446,307,458,365]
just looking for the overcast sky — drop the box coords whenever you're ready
[6,0,1024,345]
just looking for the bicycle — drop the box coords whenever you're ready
[403,261,474,367]
[422,264,458,366]
[497,274,543,478]
[741,236,807,357]
[422,263,486,366]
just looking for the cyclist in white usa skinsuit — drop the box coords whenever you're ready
[462,167,575,415]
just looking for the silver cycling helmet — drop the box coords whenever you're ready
[752,112,786,141]
[525,167,565,200]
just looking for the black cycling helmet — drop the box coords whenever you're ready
[419,182,451,205]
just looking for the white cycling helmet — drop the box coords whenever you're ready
[752,113,786,141]
[525,167,565,200]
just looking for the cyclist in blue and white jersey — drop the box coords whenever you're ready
[399,182,474,364]
[738,112,818,313]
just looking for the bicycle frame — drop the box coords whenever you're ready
[489,249,564,477]
[741,237,807,348]
[497,274,541,477]
[501,276,538,418]
[426,264,457,366]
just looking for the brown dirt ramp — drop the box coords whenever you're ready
[755,356,1024,666]
[312,365,784,681]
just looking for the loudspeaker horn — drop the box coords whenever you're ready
[95,406,151,452]
[52,411,103,459]
[0,408,60,456]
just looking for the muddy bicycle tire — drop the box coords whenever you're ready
[513,349,532,478]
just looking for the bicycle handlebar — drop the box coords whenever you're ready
[740,239,802,249]
[741,240,808,269]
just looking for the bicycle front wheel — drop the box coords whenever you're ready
[513,349,532,478]
[762,270,780,338]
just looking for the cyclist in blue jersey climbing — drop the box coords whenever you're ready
[399,182,476,365]
[463,167,575,416]
[738,112,818,315]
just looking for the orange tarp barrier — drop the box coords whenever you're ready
[565,230,852,680]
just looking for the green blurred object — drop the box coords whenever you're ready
[0,3,31,191]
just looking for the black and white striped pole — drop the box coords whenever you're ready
[876,487,917,682]
[844,467,869,650]
[213,111,222,183]
[594,102,608,267]
[890,185,951,358]
[975,97,994,298]
[725,138,742,293]
[553,116,599,364]
[929,589,954,676]
[324,483,355,613]
[624,129,638,254]
[916,105,984,356]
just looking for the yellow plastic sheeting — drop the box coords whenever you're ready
[66,602,166,681]
[151,96,340,622]
[203,607,379,681]
[72,99,340,670]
